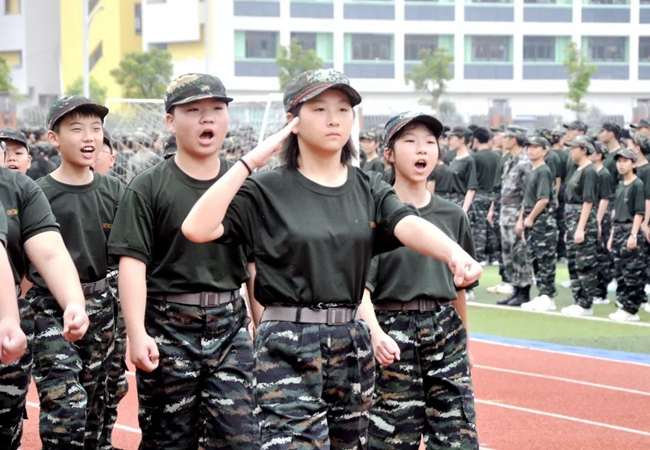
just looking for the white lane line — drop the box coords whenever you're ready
[474,365,650,397]
[476,399,650,437]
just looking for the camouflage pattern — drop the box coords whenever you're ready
[486,196,504,269]
[524,209,558,298]
[611,227,646,314]
[0,128,28,148]
[382,112,443,147]
[46,96,109,131]
[441,192,465,208]
[564,205,599,309]
[556,182,567,260]
[27,288,116,450]
[469,192,491,263]
[368,307,478,450]
[594,202,614,300]
[164,73,233,113]
[0,298,34,450]
[137,297,256,450]
[564,121,588,133]
[283,68,362,112]
[564,135,595,155]
[360,130,379,142]
[630,118,650,130]
[254,319,374,449]
[614,147,638,162]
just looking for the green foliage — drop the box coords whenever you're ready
[65,76,108,105]
[110,48,173,99]
[438,100,465,126]
[276,39,324,91]
[0,57,17,94]
[405,48,454,114]
[563,41,596,120]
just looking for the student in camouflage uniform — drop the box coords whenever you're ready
[607,148,646,322]
[366,112,478,450]
[517,136,558,312]
[548,129,569,261]
[631,118,650,138]
[182,69,481,448]
[360,130,384,174]
[27,97,121,450]
[630,135,650,314]
[0,129,32,175]
[109,74,257,450]
[444,126,478,211]
[496,127,533,306]
[561,135,600,317]
[599,122,624,181]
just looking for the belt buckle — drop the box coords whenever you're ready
[200,292,220,307]
[83,283,95,295]
[327,308,348,325]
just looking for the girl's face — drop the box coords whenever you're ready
[389,123,439,183]
[526,144,546,162]
[616,157,634,176]
[288,89,353,155]
[569,145,586,163]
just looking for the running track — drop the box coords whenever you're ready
[19,336,650,449]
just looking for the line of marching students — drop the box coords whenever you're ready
[0,69,483,450]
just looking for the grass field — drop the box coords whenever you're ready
[467,265,650,355]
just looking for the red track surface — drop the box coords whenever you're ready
[18,339,650,449]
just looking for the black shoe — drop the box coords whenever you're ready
[508,285,531,306]
[497,287,520,305]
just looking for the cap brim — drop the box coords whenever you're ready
[0,135,28,148]
[387,114,444,143]
[168,93,234,111]
[49,102,109,130]
[298,83,362,110]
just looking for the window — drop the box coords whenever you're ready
[640,37,650,62]
[245,32,277,58]
[89,42,103,71]
[588,0,627,4]
[587,37,626,62]
[351,34,392,60]
[291,33,317,52]
[524,0,556,3]
[135,3,142,36]
[470,0,512,3]
[471,36,510,62]
[405,35,439,60]
[5,0,20,14]
[523,36,555,61]
[149,43,168,51]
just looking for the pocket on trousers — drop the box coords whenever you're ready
[138,405,158,439]
[458,386,477,424]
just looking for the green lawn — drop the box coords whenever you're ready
[467,265,650,354]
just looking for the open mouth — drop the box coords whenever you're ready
[81,146,95,154]
[199,130,215,144]
[7,165,18,170]
[415,159,427,170]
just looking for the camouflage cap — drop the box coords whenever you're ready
[525,135,550,149]
[630,118,650,130]
[490,124,506,133]
[0,128,28,148]
[592,141,608,157]
[503,126,528,138]
[283,69,362,113]
[382,112,444,148]
[450,126,471,139]
[164,73,233,113]
[614,147,638,163]
[563,120,588,132]
[564,135,595,154]
[634,134,650,155]
[359,130,379,141]
[46,96,109,131]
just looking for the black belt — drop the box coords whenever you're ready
[261,306,359,325]
[565,203,583,209]
[374,298,451,312]
[614,222,633,230]
[149,290,238,307]
[81,277,109,295]
[501,196,522,205]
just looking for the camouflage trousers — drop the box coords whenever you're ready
[524,209,558,298]
[565,205,599,309]
[368,306,478,450]
[254,319,374,449]
[612,225,646,314]
[556,185,567,260]
[0,298,34,450]
[441,192,465,209]
[500,204,532,287]
[137,296,256,450]
[469,193,491,263]
[487,197,505,279]
[28,287,116,450]
[594,206,614,300]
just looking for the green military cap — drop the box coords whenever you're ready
[46,96,109,131]
[614,147,638,163]
[283,68,362,113]
[382,111,443,148]
[502,125,528,138]
[164,73,233,113]
[525,135,550,149]
[563,120,588,132]
[630,118,650,130]
[0,128,28,148]
[359,130,379,141]
[490,124,506,133]
[592,141,608,157]
[633,134,650,156]
[564,135,595,154]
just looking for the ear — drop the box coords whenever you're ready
[165,113,176,135]
[286,112,298,134]
[385,147,396,164]
[47,130,60,148]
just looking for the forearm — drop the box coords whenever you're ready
[527,199,549,223]
[632,214,643,236]
[555,178,561,198]
[394,215,461,265]
[358,289,382,335]
[597,199,609,224]
[462,190,475,213]
[245,263,264,326]
[577,202,593,232]
[118,256,149,339]
[0,246,19,322]
[644,200,650,227]
[453,289,470,335]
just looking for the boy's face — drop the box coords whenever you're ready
[526,144,546,162]
[390,123,439,183]
[616,157,634,175]
[165,98,229,158]
[48,114,103,168]
[91,143,116,174]
[3,140,31,174]
[360,138,378,155]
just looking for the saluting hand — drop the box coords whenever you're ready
[244,118,299,169]
[0,318,27,364]
[130,332,160,372]
[448,250,482,287]
[62,304,89,342]
[371,330,401,367]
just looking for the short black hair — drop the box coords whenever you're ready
[50,106,104,133]
[473,127,490,144]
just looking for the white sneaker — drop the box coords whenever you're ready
[496,283,514,295]
[644,303,650,313]
[607,280,617,293]
[521,295,556,312]
[646,285,650,295]
[479,261,487,267]
[592,297,611,305]
[560,280,572,289]
[466,290,475,301]
[609,309,640,322]
[490,260,500,266]
[561,304,593,317]
[486,283,501,294]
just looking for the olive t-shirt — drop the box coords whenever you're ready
[596,166,616,202]
[448,156,478,195]
[366,195,477,302]
[442,149,457,165]
[29,172,123,289]
[544,150,560,180]
[0,167,59,284]
[0,201,6,247]
[523,164,554,210]
[428,162,452,195]
[634,163,650,200]
[613,178,645,224]
[108,156,249,294]
[552,149,568,181]
[564,164,598,205]
[493,153,510,194]
[565,156,578,184]
[603,148,623,183]
[473,150,501,194]
[362,157,384,174]
[219,166,417,307]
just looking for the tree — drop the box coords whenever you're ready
[276,39,324,91]
[110,48,173,99]
[405,48,454,115]
[66,76,108,105]
[438,100,465,126]
[563,41,596,120]
[0,56,17,94]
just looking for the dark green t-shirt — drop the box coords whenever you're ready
[564,164,598,205]
[473,149,501,194]
[634,163,650,200]
[544,150,560,180]
[596,166,616,202]
[362,157,384,174]
[0,201,6,247]
[108,156,249,294]
[613,178,645,224]
[448,155,478,195]
[366,195,477,302]
[603,147,623,183]
[552,148,568,181]
[442,149,457,166]
[493,152,510,194]
[428,162,452,195]
[219,166,417,307]
[523,164,554,210]
[565,155,578,185]
[29,172,124,289]
[0,167,59,284]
